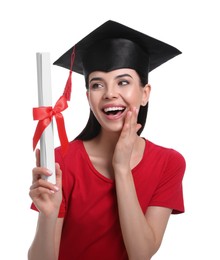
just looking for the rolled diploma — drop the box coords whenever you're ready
[36,53,56,184]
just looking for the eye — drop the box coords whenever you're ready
[90,83,103,90]
[118,80,129,86]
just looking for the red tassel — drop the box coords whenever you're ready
[63,71,72,101]
[62,46,75,101]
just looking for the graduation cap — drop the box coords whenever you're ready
[54,20,181,100]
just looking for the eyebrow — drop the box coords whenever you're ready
[89,77,102,83]
[115,74,133,79]
[89,73,133,84]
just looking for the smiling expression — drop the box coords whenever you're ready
[86,68,151,133]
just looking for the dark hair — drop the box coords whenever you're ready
[75,71,149,141]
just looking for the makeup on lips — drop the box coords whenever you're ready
[102,105,126,120]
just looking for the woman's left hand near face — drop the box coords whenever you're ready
[112,107,141,172]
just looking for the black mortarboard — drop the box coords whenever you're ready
[53,20,181,99]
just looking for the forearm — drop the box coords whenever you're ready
[28,212,58,260]
[115,170,156,260]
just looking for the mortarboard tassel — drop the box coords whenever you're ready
[63,46,75,101]
[63,70,72,101]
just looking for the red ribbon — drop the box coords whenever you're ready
[33,95,69,155]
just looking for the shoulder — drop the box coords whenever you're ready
[55,140,84,164]
[146,139,185,160]
[145,139,186,171]
[55,139,83,155]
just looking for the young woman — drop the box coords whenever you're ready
[28,20,186,260]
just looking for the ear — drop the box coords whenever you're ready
[141,84,151,106]
[86,90,89,101]
[86,90,91,107]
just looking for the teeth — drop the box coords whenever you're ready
[104,107,124,112]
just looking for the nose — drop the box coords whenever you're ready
[103,85,119,100]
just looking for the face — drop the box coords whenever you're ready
[87,68,151,133]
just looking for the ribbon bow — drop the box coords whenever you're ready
[33,95,69,155]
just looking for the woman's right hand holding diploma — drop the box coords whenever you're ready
[29,149,62,217]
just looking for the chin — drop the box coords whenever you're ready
[101,122,124,134]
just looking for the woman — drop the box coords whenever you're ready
[28,20,185,260]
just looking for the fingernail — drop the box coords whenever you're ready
[127,111,132,117]
[46,169,53,175]
[54,186,59,191]
[55,163,60,169]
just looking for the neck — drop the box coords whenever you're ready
[95,129,121,154]
[83,128,145,176]
[94,128,142,156]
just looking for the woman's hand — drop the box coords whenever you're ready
[29,149,62,217]
[112,107,141,173]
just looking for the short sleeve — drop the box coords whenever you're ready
[148,149,186,214]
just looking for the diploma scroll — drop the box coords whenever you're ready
[36,53,56,184]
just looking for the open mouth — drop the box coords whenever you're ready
[103,106,126,116]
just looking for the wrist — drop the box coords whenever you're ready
[39,208,59,219]
[114,165,132,177]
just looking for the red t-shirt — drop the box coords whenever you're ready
[32,139,185,260]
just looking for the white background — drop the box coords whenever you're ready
[1,0,219,259]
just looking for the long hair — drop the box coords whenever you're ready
[75,71,149,141]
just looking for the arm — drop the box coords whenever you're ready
[28,213,64,260]
[115,171,171,260]
[113,108,171,260]
[28,150,63,260]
